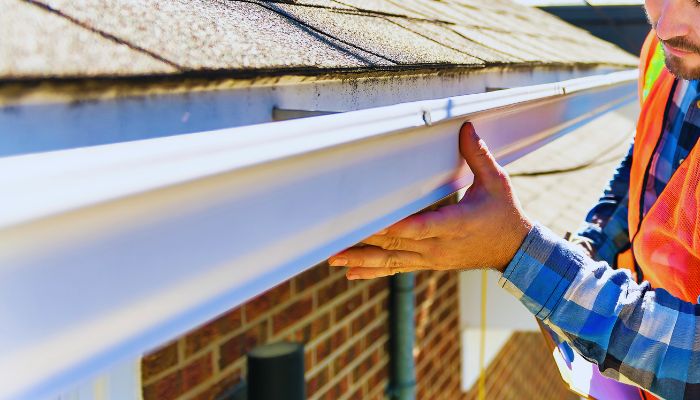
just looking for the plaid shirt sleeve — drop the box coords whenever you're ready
[499,224,700,400]
[576,143,633,265]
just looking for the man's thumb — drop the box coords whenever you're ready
[458,122,502,183]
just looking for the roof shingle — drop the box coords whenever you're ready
[0,0,175,78]
[1,0,639,80]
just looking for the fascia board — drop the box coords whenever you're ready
[0,69,636,400]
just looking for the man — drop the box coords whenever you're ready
[328,1,700,399]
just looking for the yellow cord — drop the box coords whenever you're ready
[478,269,487,400]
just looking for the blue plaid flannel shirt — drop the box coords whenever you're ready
[499,79,700,400]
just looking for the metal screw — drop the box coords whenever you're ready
[422,110,432,126]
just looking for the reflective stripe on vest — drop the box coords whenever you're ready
[642,41,666,103]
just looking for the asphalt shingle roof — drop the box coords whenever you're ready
[1,0,639,80]
[0,0,176,77]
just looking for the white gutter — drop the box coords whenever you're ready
[0,69,637,399]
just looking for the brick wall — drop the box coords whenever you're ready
[140,183,584,400]
[141,264,392,400]
[413,270,464,399]
[141,266,569,400]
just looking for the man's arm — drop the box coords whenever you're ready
[329,123,698,399]
[500,224,700,400]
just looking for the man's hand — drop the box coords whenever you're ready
[328,123,533,279]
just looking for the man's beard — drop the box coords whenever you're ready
[661,37,700,80]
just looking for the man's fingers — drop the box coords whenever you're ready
[458,122,504,189]
[328,247,428,269]
[381,211,452,240]
[345,266,418,280]
[361,235,435,252]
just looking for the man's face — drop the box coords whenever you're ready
[645,0,700,80]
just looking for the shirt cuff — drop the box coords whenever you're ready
[498,223,584,321]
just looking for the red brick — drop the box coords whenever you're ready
[190,369,243,400]
[333,337,364,375]
[143,369,183,400]
[294,264,330,294]
[182,353,214,393]
[367,361,388,390]
[338,375,351,395]
[334,292,363,321]
[418,276,439,306]
[321,374,350,400]
[437,303,451,322]
[218,319,268,370]
[447,313,459,331]
[381,295,389,309]
[184,321,218,358]
[367,324,387,346]
[415,270,428,287]
[415,285,428,307]
[142,341,179,381]
[350,304,379,335]
[291,311,330,343]
[311,312,331,339]
[352,352,374,382]
[305,348,314,372]
[331,325,349,348]
[245,282,291,320]
[437,272,450,291]
[286,326,303,343]
[352,348,383,383]
[368,277,389,297]
[349,386,364,399]
[446,281,458,298]
[272,295,313,334]
[307,365,330,397]
[215,307,243,335]
[314,334,332,361]
[317,275,349,304]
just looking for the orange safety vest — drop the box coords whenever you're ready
[616,31,700,305]
[544,31,697,400]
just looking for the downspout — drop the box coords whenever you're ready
[387,193,459,400]
[389,272,416,400]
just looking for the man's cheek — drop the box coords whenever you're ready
[643,0,660,27]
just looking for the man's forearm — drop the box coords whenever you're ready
[500,223,700,400]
